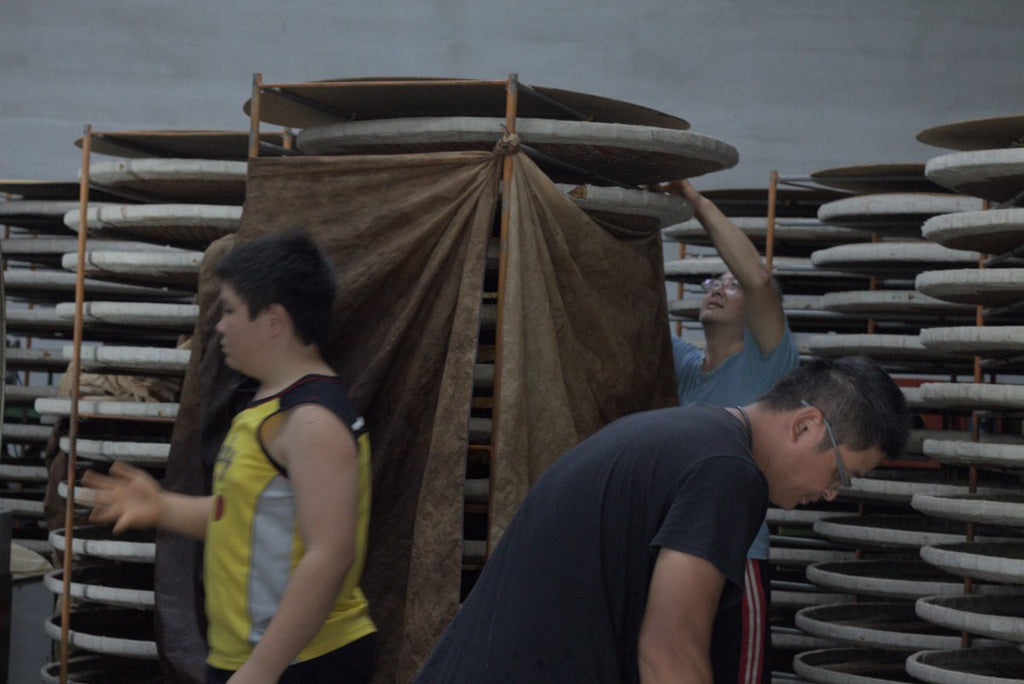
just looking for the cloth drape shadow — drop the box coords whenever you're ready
[154,149,676,684]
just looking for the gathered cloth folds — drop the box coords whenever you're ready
[155,149,676,684]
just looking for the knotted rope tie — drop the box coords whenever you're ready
[493,127,521,155]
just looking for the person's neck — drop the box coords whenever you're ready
[701,323,744,372]
[252,346,335,400]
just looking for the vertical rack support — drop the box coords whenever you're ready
[248,73,264,160]
[487,73,519,556]
[60,123,93,684]
[765,170,778,271]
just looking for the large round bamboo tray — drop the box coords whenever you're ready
[919,542,1024,585]
[905,647,1024,684]
[916,595,1024,644]
[924,148,1024,203]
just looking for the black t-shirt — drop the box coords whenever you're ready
[415,405,768,684]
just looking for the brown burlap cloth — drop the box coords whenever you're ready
[156,149,676,683]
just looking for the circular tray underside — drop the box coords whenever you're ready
[40,654,164,684]
[67,344,190,375]
[54,301,198,330]
[35,397,179,420]
[768,507,843,526]
[773,588,855,610]
[922,209,1024,255]
[297,116,739,186]
[838,470,1015,505]
[44,564,155,608]
[0,237,164,269]
[45,609,157,658]
[770,547,857,567]
[806,559,1009,600]
[558,183,692,230]
[0,491,46,516]
[923,439,1024,470]
[816,193,985,235]
[0,200,116,234]
[771,626,839,652]
[0,179,125,202]
[88,158,247,204]
[62,249,203,287]
[917,114,1024,151]
[66,203,242,247]
[916,382,1024,412]
[810,163,949,195]
[0,463,48,482]
[902,428,1024,456]
[245,77,692,130]
[804,333,963,363]
[916,595,1024,644]
[821,289,976,316]
[3,268,191,302]
[662,217,872,245]
[912,493,1024,528]
[810,242,982,277]
[795,601,1001,652]
[919,542,1024,585]
[4,346,68,372]
[916,268,1024,306]
[2,423,54,443]
[905,647,1024,684]
[697,187,847,218]
[664,255,858,281]
[794,647,919,684]
[59,436,170,465]
[49,526,155,563]
[813,514,1017,549]
[925,148,1024,202]
[79,129,285,161]
[3,383,58,405]
[919,326,1024,359]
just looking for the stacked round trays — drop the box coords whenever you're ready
[739,162,1024,683]
[12,130,256,680]
[895,114,1024,684]
[792,122,1024,683]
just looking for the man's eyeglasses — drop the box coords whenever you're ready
[700,277,742,294]
[800,399,852,488]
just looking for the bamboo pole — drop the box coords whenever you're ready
[248,73,264,159]
[765,170,778,271]
[487,73,518,557]
[60,123,93,684]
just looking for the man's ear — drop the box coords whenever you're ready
[790,404,820,446]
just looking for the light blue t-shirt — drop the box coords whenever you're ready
[672,326,799,559]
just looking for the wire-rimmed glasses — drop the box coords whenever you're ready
[800,399,852,488]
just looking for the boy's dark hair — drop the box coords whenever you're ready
[214,231,336,350]
[760,355,910,459]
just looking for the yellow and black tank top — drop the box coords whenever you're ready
[204,374,375,670]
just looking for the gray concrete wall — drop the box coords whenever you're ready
[2,0,1022,189]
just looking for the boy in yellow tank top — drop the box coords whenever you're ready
[84,231,376,684]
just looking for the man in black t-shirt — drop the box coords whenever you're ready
[415,356,909,684]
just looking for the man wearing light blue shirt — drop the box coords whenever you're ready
[660,179,798,684]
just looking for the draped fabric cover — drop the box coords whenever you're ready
[156,149,676,684]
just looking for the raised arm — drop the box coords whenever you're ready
[230,403,361,683]
[659,179,786,353]
[82,461,211,539]
[637,547,726,684]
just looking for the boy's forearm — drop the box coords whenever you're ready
[157,493,212,539]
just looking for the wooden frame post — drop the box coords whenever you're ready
[486,73,518,556]
[248,73,264,159]
[60,123,93,684]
